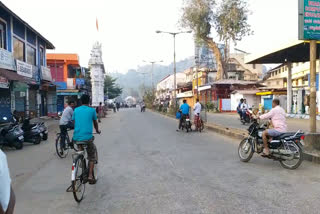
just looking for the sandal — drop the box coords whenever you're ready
[88,177,97,185]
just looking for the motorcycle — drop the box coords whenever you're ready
[37,122,48,140]
[241,109,254,125]
[181,114,192,133]
[141,105,146,112]
[238,119,304,169]
[0,117,24,150]
[20,118,42,145]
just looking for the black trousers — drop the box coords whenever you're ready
[59,122,73,148]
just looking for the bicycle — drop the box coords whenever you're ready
[66,135,99,202]
[55,128,78,158]
[194,114,204,132]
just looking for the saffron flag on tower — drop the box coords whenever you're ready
[96,17,99,31]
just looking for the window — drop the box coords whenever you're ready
[39,47,44,66]
[0,20,6,49]
[276,81,280,85]
[253,64,256,69]
[13,37,25,61]
[27,45,36,65]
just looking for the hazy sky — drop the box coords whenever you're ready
[2,0,298,73]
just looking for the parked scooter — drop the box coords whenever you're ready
[21,118,43,145]
[12,112,48,141]
[0,117,24,150]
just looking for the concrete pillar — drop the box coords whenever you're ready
[287,62,292,114]
[37,90,41,117]
[26,87,29,117]
[310,40,317,133]
[297,89,303,115]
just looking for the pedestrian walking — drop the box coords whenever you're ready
[96,102,103,123]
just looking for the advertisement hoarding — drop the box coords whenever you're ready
[299,0,320,40]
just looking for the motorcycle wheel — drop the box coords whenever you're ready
[42,133,48,141]
[33,136,41,145]
[279,143,303,170]
[238,138,254,162]
[14,140,23,150]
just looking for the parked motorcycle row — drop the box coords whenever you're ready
[0,115,48,150]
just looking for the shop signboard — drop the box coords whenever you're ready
[0,48,15,71]
[16,60,32,78]
[299,0,320,40]
[41,66,52,81]
[0,76,9,88]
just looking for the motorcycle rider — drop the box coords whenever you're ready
[237,99,244,120]
[141,100,146,112]
[258,99,287,156]
[59,100,75,151]
[177,99,190,131]
[240,99,249,121]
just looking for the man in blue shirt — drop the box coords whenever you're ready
[177,99,190,131]
[72,94,101,184]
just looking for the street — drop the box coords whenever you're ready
[7,108,320,214]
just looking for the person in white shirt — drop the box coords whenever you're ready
[193,99,202,130]
[240,99,249,121]
[0,149,15,214]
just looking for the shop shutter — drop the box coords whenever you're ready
[0,89,11,119]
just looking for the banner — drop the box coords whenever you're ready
[0,76,9,88]
[0,49,15,71]
[41,66,52,81]
[16,60,32,78]
[299,0,320,40]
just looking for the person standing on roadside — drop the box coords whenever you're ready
[193,98,202,130]
[96,102,103,123]
[0,149,15,214]
[59,101,75,151]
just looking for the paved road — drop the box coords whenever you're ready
[9,109,320,213]
[206,112,320,132]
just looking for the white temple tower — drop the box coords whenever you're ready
[89,42,105,107]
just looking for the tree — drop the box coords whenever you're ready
[143,87,156,108]
[104,75,123,99]
[181,0,252,80]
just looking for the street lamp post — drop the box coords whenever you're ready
[156,30,192,109]
[143,60,163,90]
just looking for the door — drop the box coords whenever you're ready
[0,89,11,120]
[264,98,273,110]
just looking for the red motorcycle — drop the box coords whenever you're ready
[241,109,254,125]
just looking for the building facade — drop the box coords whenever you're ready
[0,2,54,119]
[47,54,89,114]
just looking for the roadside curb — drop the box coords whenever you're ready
[150,109,320,164]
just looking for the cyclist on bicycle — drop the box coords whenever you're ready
[72,94,101,184]
[59,100,75,152]
[193,98,202,131]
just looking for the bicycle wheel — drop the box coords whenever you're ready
[93,149,98,181]
[72,157,86,202]
[56,134,69,158]
[199,120,204,132]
